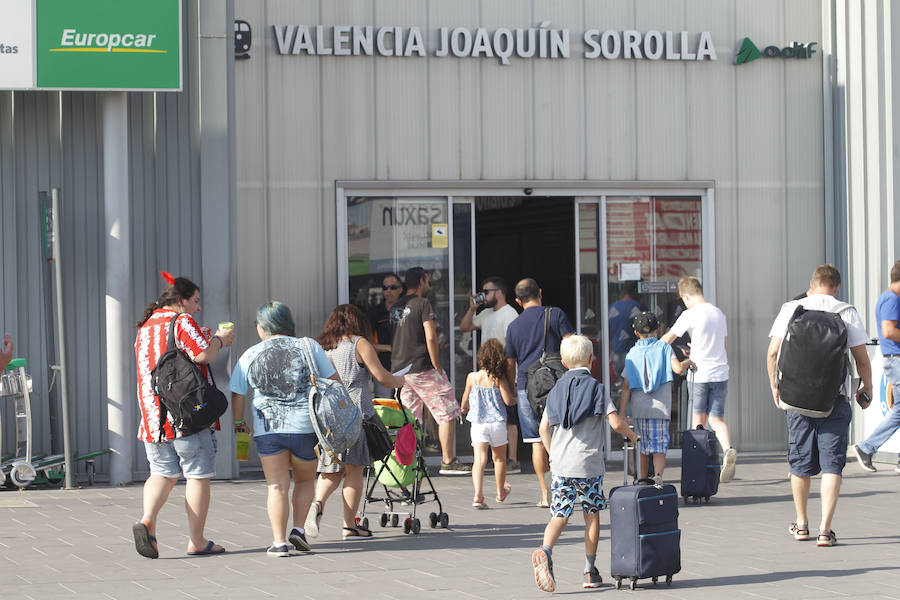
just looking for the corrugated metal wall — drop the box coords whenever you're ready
[0,1,209,476]
[234,0,826,450]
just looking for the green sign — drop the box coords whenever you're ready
[735,38,761,65]
[36,0,181,90]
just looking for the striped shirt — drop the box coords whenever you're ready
[135,309,210,443]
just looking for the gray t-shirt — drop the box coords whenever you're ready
[629,382,673,420]
[549,399,616,478]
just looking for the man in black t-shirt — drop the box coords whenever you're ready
[368,273,403,397]
[391,267,469,475]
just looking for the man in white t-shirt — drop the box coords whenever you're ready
[766,264,872,547]
[460,276,521,472]
[661,276,737,483]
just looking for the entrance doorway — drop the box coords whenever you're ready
[475,197,576,319]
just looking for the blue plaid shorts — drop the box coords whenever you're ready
[634,418,670,454]
[550,475,607,519]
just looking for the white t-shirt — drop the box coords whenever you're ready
[472,303,519,348]
[768,294,869,397]
[669,302,729,383]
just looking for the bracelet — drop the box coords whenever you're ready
[233,419,245,426]
[212,335,223,349]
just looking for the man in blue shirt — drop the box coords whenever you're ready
[608,282,647,379]
[853,260,900,473]
[506,278,575,507]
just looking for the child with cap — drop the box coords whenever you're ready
[532,334,639,592]
[620,312,695,483]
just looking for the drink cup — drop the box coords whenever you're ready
[219,322,234,331]
[235,431,250,461]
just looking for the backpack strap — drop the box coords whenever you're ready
[827,302,853,315]
[300,337,320,386]
[540,307,552,359]
[157,315,179,443]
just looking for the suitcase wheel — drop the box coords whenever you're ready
[630,577,638,590]
[652,576,658,586]
[666,574,673,586]
[614,577,622,590]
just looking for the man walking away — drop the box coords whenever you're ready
[661,276,736,483]
[766,264,872,547]
[853,260,900,473]
[460,276,522,473]
[391,267,470,475]
[506,278,575,507]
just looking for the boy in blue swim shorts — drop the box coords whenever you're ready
[531,335,639,592]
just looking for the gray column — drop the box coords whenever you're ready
[104,92,133,485]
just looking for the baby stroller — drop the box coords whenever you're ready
[360,396,448,534]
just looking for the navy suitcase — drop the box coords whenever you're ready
[680,425,721,504]
[609,442,681,590]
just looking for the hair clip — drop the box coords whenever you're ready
[159,270,176,285]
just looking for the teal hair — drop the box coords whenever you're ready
[256,301,295,336]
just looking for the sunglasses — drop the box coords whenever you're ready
[382,284,401,291]
[481,288,499,293]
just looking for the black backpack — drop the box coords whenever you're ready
[150,316,228,439]
[526,307,568,418]
[776,302,851,418]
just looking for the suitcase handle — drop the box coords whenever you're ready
[623,434,642,486]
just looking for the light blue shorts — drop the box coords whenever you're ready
[690,380,728,418]
[144,429,217,479]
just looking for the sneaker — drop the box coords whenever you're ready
[288,528,311,552]
[532,548,556,593]
[266,543,291,557]
[853,444,877,472]
[304,501,322,538]
[583,568,603,589]
[720,448,738,483]
[653,474,663,486]
[816,530,837,547]
[506,459,522,474]
[895,461,900,474]
[789,522,810,541]
[439,458,472,475]
[400,491,425,505]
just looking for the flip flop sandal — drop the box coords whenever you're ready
[535,499,550,508]
[186,540,226,555]
[496,483,512,503]
[305,501,323,538]
[342,526,374,540]
[132,522,159,559]
[472,496,488,509]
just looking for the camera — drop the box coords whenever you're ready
[472,292,486,305]
[523,187,533,195]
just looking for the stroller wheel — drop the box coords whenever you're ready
[380,513,388,528]
[439,512,449,529]
[429,512,438,528]
[391,514,399,528]
[412,518,421,534]
[361,517,369,530]
[403,518,412,534]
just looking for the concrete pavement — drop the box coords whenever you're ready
[1,452,899,599]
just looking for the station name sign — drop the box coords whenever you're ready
[273,24,717,65]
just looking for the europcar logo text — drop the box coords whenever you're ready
[735,37,816,65]
[52,29,166,53]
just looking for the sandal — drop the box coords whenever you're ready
[536,499,550,508]
[496,482,511,503]
[132,522,159,559]
[472,495,488,509]
[305,501,323,538]
[817,530,837,547]
[789,522,810,541]
[342,526,374,540]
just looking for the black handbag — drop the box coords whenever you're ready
[362,412,393,461]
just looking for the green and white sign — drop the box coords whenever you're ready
[35,0,181,90]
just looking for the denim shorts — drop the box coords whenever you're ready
[787,398,851,477]
[255,432,318,461]
[690,380,728,418]
[144,429,217,479]
[517,390,542,443]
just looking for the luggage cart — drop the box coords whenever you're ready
[0,358,37,488]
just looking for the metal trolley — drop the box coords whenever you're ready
[0,358,37,488]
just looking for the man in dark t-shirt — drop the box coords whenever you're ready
[368,273,403,397]
[506,278,575,507]
[390,267,469,475]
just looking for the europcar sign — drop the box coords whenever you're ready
[31,0,182,90]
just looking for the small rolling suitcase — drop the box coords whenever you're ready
[680,425,721,504]
[609,440,681,590]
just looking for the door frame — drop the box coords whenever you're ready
[336,181,716,457]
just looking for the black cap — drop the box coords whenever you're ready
[632,312,659,334]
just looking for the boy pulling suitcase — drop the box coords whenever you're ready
[531,335,639,592]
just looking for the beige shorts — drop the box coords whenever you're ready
[400,369,461,424]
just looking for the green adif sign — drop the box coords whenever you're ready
[36,0,181,90]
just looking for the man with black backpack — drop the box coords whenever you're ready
[506,278,574,508]
[766,264,872,548]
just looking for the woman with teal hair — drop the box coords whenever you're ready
[229,301,341,557]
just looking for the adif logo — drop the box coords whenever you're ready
[53,29,165,53]
[735,37,816,65]
[0,43,19,55]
